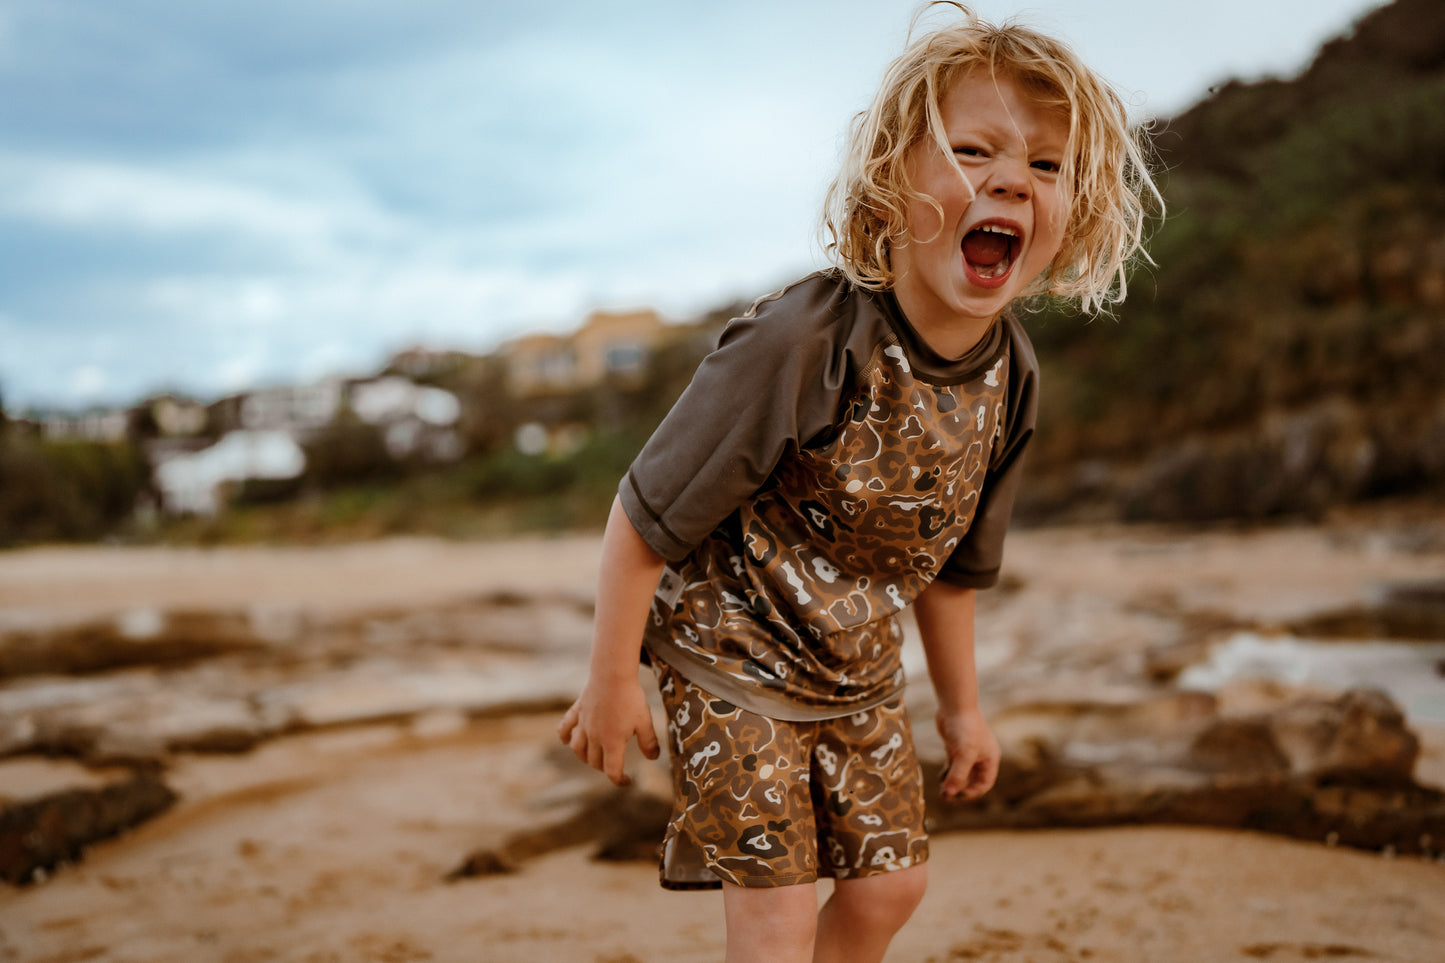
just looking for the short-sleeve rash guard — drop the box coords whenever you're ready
[620,270,1038,720]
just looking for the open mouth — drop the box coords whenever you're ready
[962,224,1020,281]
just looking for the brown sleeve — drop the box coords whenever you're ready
[619,274,872,562]
[935,317,1040,588]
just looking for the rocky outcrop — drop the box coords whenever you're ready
[0,608,269,679]
[450,688,1445,879]
[0,594,592,765]
[447,789,672,880]
[927,689,1443,855]
[1290,580,1445,642]
[0,592,592,882]
[1013,0,1445,525]
[0,763,176,885]
[7,530,1441,888]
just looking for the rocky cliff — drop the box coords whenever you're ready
[1020,0,1445,523]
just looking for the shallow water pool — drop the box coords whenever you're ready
[1178,631,1445,724]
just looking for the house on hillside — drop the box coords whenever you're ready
[502,309,666,398]
[38,409,129,443]
[386,346,473,380]
[348,376,463,462]
[503,333,575,398]
[237,380,344,435]
[142,394,209,437]
[152,430,306,515]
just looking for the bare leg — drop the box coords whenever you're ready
[813,864,928,963]
[722,880,819,963]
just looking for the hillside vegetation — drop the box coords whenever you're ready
[1020,0,1445,521]
[4,0,1440,546]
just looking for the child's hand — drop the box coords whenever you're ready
[935,706,1000,802]
[557,675,660,788]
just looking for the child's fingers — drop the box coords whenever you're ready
[972,750,1001,795]
[637,720,661,760]
[601,746,632,787]
[558,702,655,784]
[941,749,976,801]
[943,742,1001,800]
[556,703,579,744]
[587,738,606,775]
[567,724,591,767]
[946,750,1000,801]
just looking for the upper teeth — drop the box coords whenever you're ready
[976,225,1018,236]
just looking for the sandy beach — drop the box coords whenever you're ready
[3,511,1445,962]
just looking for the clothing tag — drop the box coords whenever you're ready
[656,566,684,609]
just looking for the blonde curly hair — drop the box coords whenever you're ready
[821,3,1160,315]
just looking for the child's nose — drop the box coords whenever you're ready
[986,161,1030,200]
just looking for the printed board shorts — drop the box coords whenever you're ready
[653,659,928,890]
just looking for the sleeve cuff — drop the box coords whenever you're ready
[933,566,1000,589]
[618,473,694,563]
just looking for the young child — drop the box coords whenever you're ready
[558,5,1157,960]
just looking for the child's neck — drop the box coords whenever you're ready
[901,310,1000,361]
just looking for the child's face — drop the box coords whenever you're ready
[892,69,1070,339]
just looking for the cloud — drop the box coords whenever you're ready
[68,364,109,401]
[0,0,1387,411]
[0,152,388,248]
[0,1,906,413]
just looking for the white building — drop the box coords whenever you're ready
[348,377,463,461]
[153,430,306,515]
[240,380,344,433]
[40,410,129,443]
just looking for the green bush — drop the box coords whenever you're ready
[465,429,643,503]
[0,435,150,545]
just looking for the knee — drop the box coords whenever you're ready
[843,864,928,928]
[880,864,929,920]
[724,881,819,962]
[739,905,818,955]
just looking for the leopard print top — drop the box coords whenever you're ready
[622,271,1038,720]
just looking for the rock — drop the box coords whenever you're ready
[1118,401,1379,524]
[445,848,519,879]
[263,662,583,732]
[444,688,1444,875]
[1187,718,1291,775]
[0,760,176,885]
[0,591,593,769]
[11,686,272,765]
[447,789,671,880]
[990,690,1220,768]
[926,688,1445,855]
[1269,688,1420,780]
[0,609,269,679]
[1290,579,1445,641]
[1183,688,1421,782]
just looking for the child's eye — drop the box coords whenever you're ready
[953,147,985,158]
[1031,159,1062,173]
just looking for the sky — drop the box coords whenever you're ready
[0,0,1387,413]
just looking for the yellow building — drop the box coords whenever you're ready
[504,309,666,398]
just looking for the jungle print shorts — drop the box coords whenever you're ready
[654,659,929,890]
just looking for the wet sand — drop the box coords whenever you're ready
[3,515,1445,962]
[5,712,1443,963]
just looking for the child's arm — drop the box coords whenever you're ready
[912,579,1001,802]
[556,495,664,787]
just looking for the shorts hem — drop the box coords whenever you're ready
[826,848,930,882]
[712,869,820,889]
[659,877,724,892]
[658,860,820,891]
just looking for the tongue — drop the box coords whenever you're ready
[963,231,1010,267]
